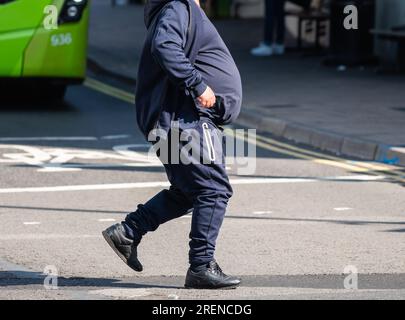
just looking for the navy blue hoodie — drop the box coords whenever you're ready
[136,0,242,138]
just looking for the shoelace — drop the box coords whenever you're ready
[209,262,225,276]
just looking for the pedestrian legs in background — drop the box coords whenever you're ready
[251,0,286,56]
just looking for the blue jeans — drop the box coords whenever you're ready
[264,0,286,45]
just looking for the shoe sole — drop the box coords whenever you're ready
[102,230,142,272]
[184,284,240,290]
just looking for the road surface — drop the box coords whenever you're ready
[0,77,404,300]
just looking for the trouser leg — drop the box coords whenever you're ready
[125,118,233,268]
[124,186,193,240]
[264,0,275,45]
[164,119,233,267]
[189,182,232,267]
[163,161,232,268]
[275,0,286,44]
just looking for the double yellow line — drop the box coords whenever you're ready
[84,78,135,104]
[234,131,404,184]
[84,77,404,184]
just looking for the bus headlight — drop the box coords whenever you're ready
[59,0,88,24]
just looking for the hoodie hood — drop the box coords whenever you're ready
[144,0,174,28]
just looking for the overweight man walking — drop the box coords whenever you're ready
[103,0,242,289]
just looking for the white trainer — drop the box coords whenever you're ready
[250,42,273,57]
[273,44,285,55]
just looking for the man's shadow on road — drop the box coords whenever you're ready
[3,271,405,290]
[0,270,182,290]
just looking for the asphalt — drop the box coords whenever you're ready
[0,79,404,300]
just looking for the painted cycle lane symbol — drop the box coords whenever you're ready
[0,144,161,172]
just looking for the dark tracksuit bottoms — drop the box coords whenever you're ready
[124,0,242,269]
[264,0,286,45]
[126,119,232,268]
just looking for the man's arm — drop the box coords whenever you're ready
[150,2,215,108]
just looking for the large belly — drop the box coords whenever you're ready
[195,52,242,99]
[194,53,243,125]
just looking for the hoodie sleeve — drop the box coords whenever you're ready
[150,1,207,98]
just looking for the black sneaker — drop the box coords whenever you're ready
[102,223,143,272]
[184,261,241,289]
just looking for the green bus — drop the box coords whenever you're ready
[0,0,89,100]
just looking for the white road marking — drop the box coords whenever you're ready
[0,137,97,142]
[112,144,154,161]
[0,144,160,172]
[98,219,116,222]
[168,294,179,300]
[23,222,41,225]
[101,134,131,140]
[122,162,161,167]
[38,167,82,172]
[0,144,52,164]
[0,135,132,142]
[333,207,353,211]
[0,175,386,194]
[0,234,100,240]
[253,211,273,215]
[38,162,162,172]
[180,214,192,219]
[391,146,405,153]
[88,289,152,298]
[0,181,170,194]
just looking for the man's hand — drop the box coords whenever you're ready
[196,86,216,108]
